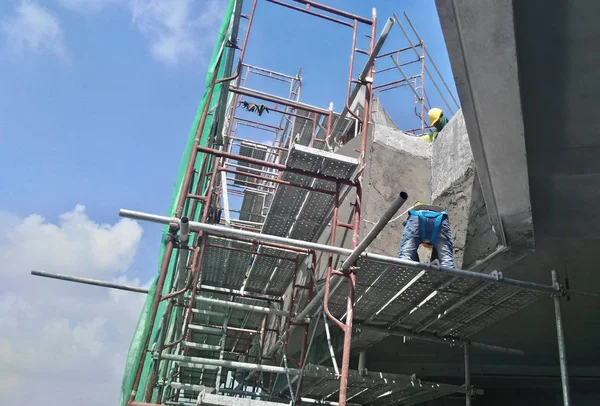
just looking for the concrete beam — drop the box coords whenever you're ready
[435,0,535,271]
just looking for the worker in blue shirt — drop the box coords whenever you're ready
[398,203,455,268]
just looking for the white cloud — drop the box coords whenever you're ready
[58,0,122,14]
[1,1,67,58]
[131,0,226,65]
[0,205,148,405]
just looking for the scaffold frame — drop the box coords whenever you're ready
[28,1,583,406]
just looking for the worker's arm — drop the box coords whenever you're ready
[417,131,437,143]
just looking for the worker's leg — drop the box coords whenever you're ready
[398,215,420,262]
[433,217,455,268]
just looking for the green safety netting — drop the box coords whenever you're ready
[118,1,236,404]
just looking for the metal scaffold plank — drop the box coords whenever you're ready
[198,392,285,406]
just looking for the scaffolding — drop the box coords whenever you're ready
[33,1,577,406]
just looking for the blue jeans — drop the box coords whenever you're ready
[398,213,455,268]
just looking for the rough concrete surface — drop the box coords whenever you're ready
[435,0,534,256]
[431,109,499,269]
[361,124,432,258]
[431,110,473,201]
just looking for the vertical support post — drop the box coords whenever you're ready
[220,171,231,227]
[552,270,571,406]
[338,10,377,406]
[464,341,471,406]
[358,350,367,375]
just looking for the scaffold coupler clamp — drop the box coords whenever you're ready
[410,373,420,386]
[490,270,504,281]
[168,218,179,238]
[348,265,360,275]
[552,283,567,298]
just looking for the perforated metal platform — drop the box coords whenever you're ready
[326,258,544,340]
[240,144,358,294]
[299,365,470,406]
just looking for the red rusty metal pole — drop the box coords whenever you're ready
[337,11,377,406]
[126,240,174,405]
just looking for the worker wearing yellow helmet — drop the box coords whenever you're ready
[417,107,449,143]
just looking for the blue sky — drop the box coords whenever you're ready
[0,1,457,404]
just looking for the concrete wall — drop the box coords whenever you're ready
[431,110,500,269]
[435,0,535,275]
[361,123,432,257]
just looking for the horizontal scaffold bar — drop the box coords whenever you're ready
[194,295,289,316]
[230,85,331,115]
[119,209,559,295]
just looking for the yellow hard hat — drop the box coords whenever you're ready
[427,108,443,126]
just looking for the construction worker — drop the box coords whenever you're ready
[417,108,449,143]
[398,202,455,268]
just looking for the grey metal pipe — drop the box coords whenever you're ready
[182,341,221,352]
[296,191,408,324]
[189,324,223,335]
[323,309,340,375]
[565,289,600,300]
[552,270,571,406]
[464,342,472,406]
[118,209,559,292]
[194,295,289,316]
[392,13,456,115]
[200,284,281,302]
[358,350,367,375]
[31,270,149,294]
[360,325,524,356]
[358,17,394,82]
[341,191,408,272]
[192,309,226,318]
[331,17,394,140]
[402,11,460,109]
[180,216,190,243]
[175,217,190,296]
[390,55,421,100]
[301,397,360,406]
[161,353,301,375]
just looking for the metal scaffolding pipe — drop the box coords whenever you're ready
[189,324,223,335]
[119,209,559,294]
[230,85,330,115]
[194,296,289,316]
[301,398,361,406]
[391,13,457,115]
[552,270,571,406]
[161,353,301,375]
[199,284,281,302]
[332,17,394,141]
[360,325,524,355]
[358,350,367,375]
[391,55,421,100]
[191,309,226,318]
[31,270,149,294]
[358,17,394,83]
[464,342,472,406]
[180,217,190,243]
[182,341,221,352]
[401,11,460,109]
[341,191,407,272]
[298,191,408,324]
